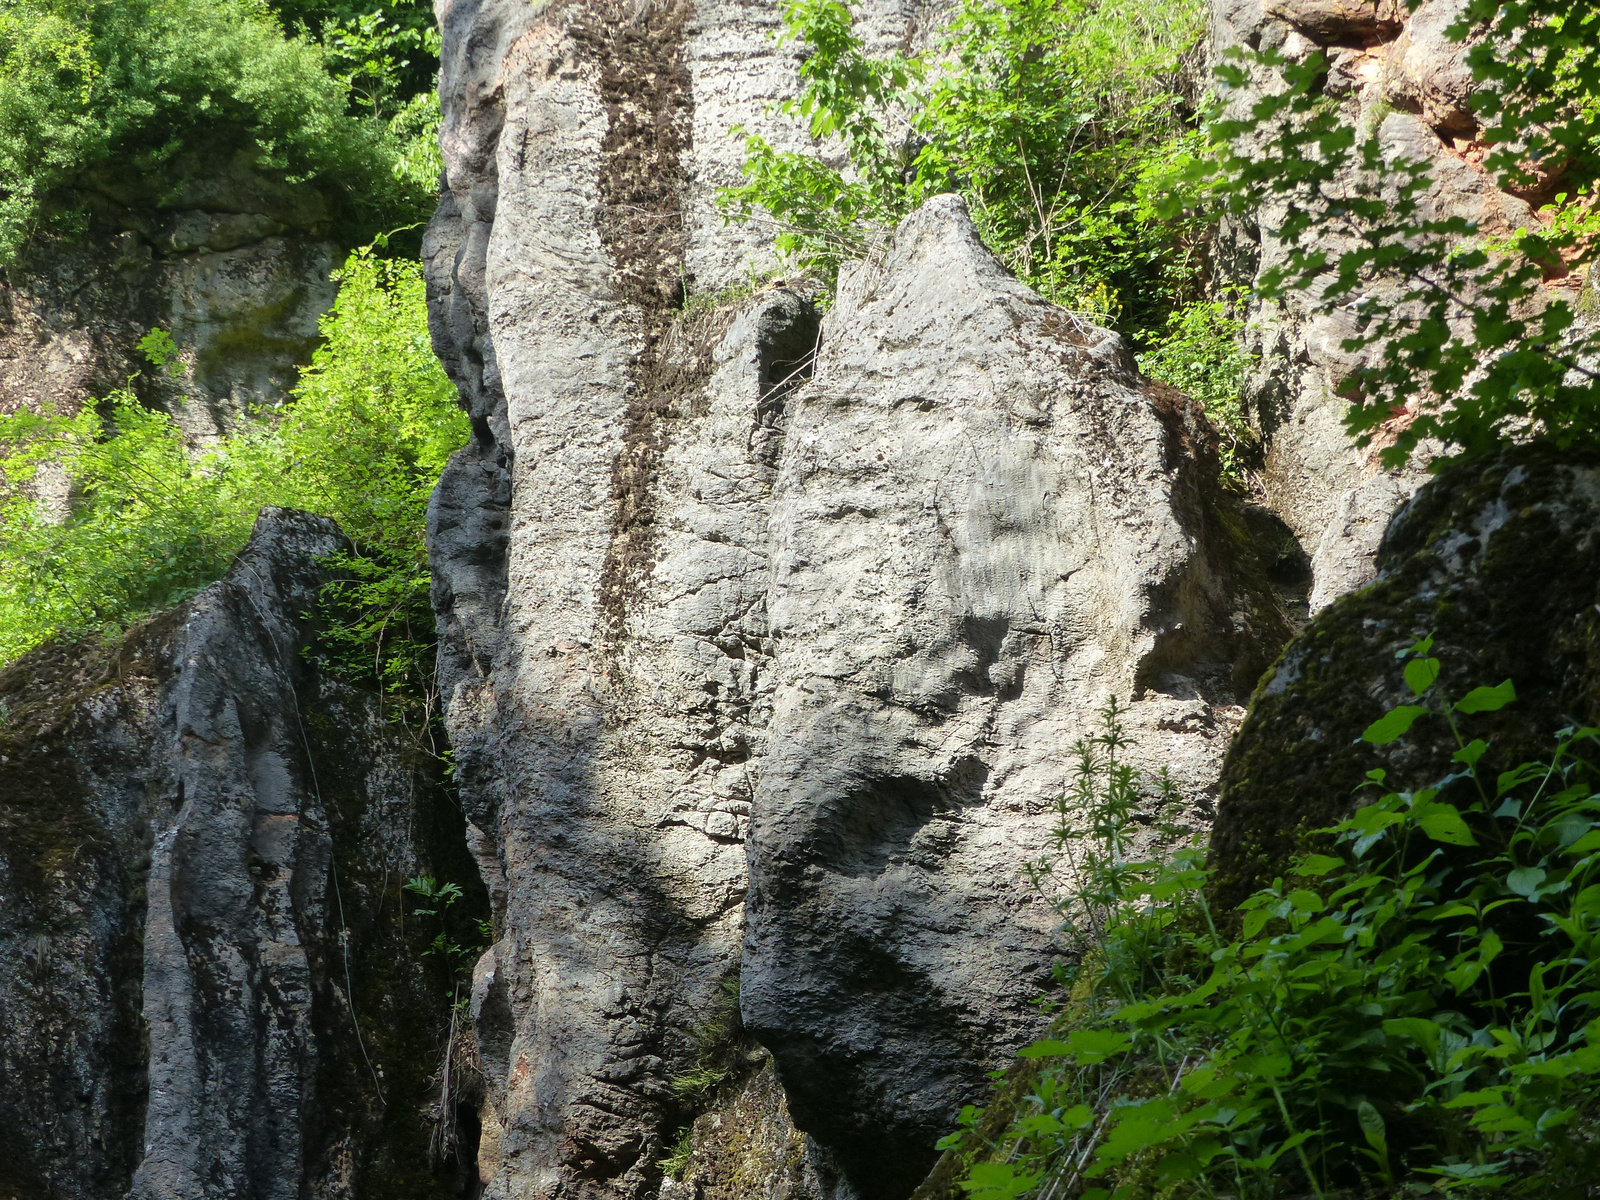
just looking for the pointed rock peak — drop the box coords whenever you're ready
[829,192,1135,388]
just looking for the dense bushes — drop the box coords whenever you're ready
[941,652,1600,1199]
[721,0,1209,341]
[0,0,439,259]
[724,0,1600,471]
[718,0,1257,474]
[0,248,465,696]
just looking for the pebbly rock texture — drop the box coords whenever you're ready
[423,0,1291,1187]
[0,508,484,1200]
[1209,444,1600,911]
[1210,0,1579,612]
[0,163,340,439]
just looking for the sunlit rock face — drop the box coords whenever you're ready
[1210,0,1576,612]
[423,2,1288,1193]
[0,165,341,440]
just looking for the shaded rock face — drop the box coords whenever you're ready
[422,0,1290,1190]
[1210,445,1600,911]
[0,165,339,438]
[0,509,482,1200]
[1211,0,1572,612]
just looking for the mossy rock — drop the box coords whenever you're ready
[1208,442,1600,913]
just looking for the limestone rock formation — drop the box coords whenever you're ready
[740,196,1290,1196]
[0,509,482,1200]
[1211,0,1575,612]
[1210,444,1600,911]
[423,0,1291,1189]
[0,164,340,439]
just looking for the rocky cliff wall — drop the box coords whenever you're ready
[422,1,1291,1194]
[1211,0,1584,612]
[0,510,483,1200]
[0,165,341,440]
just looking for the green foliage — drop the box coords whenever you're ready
[659,1124,695,1182]
[720,0,920,276]
[137,327,184,377]
[0,0,437,260]
[270,0,438,107]
[658,975,745,1178]
[945,649,1600,1198]
[403,875,487,981]
[720,0,1209,335]
[0,248,466,700]
[1134,297,1255,480]
[668,975,745,1105]
[1198,0,1600,466]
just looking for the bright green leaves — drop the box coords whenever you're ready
[1405,655,1442,696]
[958,1161,1040,1200]
[719,0,1211,334]
[718,0,919,277]
[0,0,434,261]
[1457,680,1518,714]
[950,659,1600,1200]
[1414,801,1477,847]
[0,250,464,689]
[1363,705,1429,745]
[1363,634,1514,748]
[1204,2,1600,468]
[1013,1029,1131,1065]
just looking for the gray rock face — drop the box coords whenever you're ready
[1210,444,1600,910]
[743,195,1286,1197]
[0,509,480,1200]
[423,0,1289,1188]
[1211,0,1566,612]
[0,168,339,439]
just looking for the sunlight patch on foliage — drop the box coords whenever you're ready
[0,249,465,689]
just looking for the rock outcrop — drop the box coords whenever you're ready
[422,0,1291,1191]
[740,196,1288,1196]
[0,509,484,1200]
[1210,444,1600,910]
[1211,0,1578,612]
[0,166,340,439]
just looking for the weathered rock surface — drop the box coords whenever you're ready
[1210,444,1600,910]
[0,165,340,438]
[741,195,1289,1195]
[0,509,483,1200]
[423,0,1290,1188]
[1211,0,1576,612]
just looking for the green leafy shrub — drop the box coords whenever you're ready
[0,248,466,701]
[944,643,1600,1198]
[719,0,1210,337]
[1134,297,1255,480]
[719,0,1263,465]
[0,0,435,259]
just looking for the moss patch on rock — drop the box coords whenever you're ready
[1208,442,1600,912]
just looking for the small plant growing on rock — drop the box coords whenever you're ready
[404,873,491,1167]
